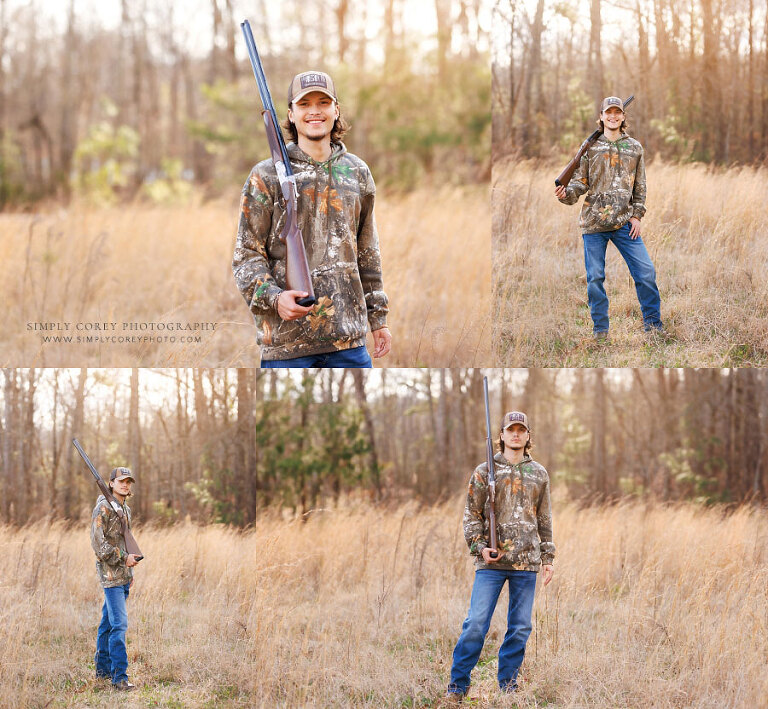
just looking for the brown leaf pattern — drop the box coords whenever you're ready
[302,185,343,214]
[306,295,336,332]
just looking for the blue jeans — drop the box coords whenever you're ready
[95,583,130,684]
[261,345,372,368]
[582,222,662,333]
[449,569,537,694]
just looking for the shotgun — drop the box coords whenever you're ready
[72,438,144,562]
[240,19,316,307]
[482,376,499,559]
[555,95,635,187]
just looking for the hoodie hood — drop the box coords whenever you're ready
[494,452,532,466]
[96,493,128,515]
[286,141,347,167]
[596,130,629,144]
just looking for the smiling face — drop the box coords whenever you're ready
[600,106,625,133]
[288,91,339,143]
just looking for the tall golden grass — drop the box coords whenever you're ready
[0,184,490,367]
[2,500,766,707]
[493,158,768,366]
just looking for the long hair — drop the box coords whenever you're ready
[498,429,532,456]
[282,105,350,145]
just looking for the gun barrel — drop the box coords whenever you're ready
[483,377,494,490]
[72,438,103,483]
[241,20,291,173]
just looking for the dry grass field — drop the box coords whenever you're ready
[493,159,768,366]
[0,184,490,367]
[2,500,766,708]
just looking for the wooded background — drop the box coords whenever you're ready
[1,367,766,526]
[493,0,768,163]
[0,0,490,207]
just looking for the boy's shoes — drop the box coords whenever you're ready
[113,680,137,691]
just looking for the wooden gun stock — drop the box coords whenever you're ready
[262,114,315,307]
[555,129,601,187]
[121,523,144,561]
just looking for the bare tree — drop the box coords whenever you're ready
[336,0,351,64]
[128,368,142,514]
[435,0,453,81]
[520,0,544,155]
[591,368,607,497]
[0,0,7,206]
[352,369,381,500]
[64,368,86,520]
[58,0,77,194]
[587,0,603,109]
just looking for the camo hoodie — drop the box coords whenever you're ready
[90,494,134,588]
[558,132,647,234]
[233,141,388,361]
[463,452,555,572]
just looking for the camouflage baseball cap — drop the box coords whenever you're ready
[600,96,624,112]
[288,71,337,105]
[502,411,529,431]
[110,467,135,483]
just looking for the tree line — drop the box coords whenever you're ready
[493,0,768,165]
[0,0,490,207]
[1,368,766,527]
